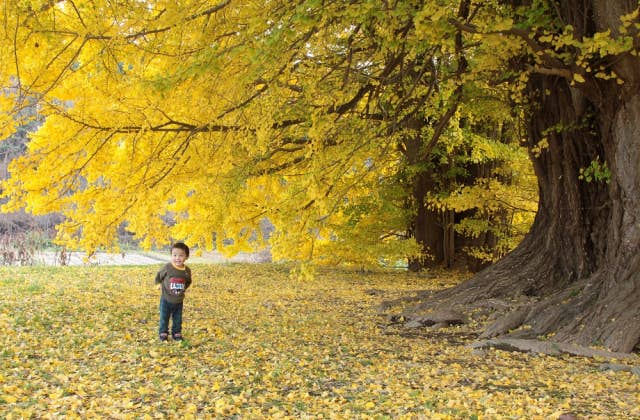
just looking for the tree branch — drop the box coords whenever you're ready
[448,17,573,80]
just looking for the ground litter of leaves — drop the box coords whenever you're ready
[1,264,638,419]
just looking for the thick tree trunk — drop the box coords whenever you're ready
[403,119,448,272]
[494,0,640,353]
[400,0,640,352]
[479,75,640,353]
[407,171,445,271]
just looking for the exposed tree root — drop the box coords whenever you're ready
[380,262,640,355]
[469,338,638,361]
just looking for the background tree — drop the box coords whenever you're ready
[0,91,61,237]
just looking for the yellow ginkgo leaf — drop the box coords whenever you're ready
[573,73,586,83]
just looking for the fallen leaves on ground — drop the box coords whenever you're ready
[0,264,638,419]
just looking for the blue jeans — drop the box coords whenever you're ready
[159,298,183,337]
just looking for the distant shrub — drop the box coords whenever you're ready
[0,232,35,266]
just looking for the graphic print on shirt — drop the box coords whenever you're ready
[168,277,186,295]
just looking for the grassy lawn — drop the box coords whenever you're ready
[1,264,638,418]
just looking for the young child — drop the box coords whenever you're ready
[155,242,192,341]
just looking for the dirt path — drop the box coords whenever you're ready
[34,249,272,266]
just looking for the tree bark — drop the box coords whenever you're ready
[407,170,445,271]
[400,0,640,353]
[403,117,447,272]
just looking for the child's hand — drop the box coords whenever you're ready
[156,283,162,290]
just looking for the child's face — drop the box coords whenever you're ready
[171,248,188,268]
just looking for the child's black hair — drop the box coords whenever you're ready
[171,242,190,258]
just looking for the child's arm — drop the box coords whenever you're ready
[154,269,164,289]
[185,267,193,290]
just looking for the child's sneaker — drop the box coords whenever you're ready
[159,332,169,342]
[172,333,183,341]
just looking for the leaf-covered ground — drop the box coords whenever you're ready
[1,264,638,419]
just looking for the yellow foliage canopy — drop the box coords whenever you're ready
[0,0,537,266]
